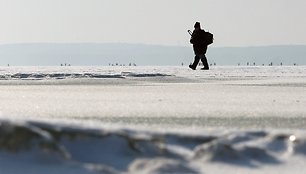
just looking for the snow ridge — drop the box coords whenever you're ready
[0,120,305,174]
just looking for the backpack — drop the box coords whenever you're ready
[190,30,214,45]
[203,31,214,45]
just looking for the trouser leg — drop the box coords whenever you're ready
[191,55,200,68]
[200,54,209,69]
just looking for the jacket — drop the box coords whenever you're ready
[190,29,208,55]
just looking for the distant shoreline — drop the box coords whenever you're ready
[1,43,305,66]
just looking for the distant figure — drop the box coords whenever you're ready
[189,22,212,70]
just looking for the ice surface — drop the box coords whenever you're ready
[0,66,305,130]
[0,66,306,173]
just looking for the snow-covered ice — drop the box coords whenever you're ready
[0,66,306,173]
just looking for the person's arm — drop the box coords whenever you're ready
[190,30,197,44]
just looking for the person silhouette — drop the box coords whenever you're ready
[189,22,209,70]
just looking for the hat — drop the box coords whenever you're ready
[194,22,201,28]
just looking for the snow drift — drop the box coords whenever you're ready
[1,120,305,174]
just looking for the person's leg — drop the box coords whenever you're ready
[200,54,209,70]
[190,55,200,70]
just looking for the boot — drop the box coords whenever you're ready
[189,65,196,70]
[200,67,209,70]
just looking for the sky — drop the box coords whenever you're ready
[0,0,306,47]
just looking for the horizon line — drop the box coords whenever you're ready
[0,42,305,48]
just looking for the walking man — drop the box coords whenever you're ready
[189,22,210,70]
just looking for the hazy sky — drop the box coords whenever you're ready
[1,0,305,47]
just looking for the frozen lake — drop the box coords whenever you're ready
[0,66,305,130]
[1,66,306,173]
